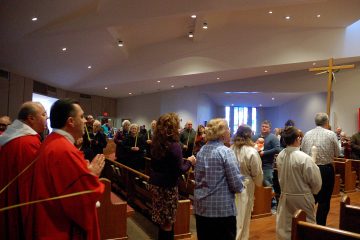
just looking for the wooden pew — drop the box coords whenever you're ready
[97,178,134,240]
[335,157,360,187]
[332,173,341,197]
[252,185,273,219]
[333,159,357,193]
[291,209,360,240]
[104,159,193,240]
[339,195,360,233]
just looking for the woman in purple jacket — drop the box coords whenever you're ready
[149,112,196,240]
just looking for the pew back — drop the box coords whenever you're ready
[340,195,360,233]
[291,209,360,240]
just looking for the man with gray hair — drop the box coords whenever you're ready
[0,101,47,239]
[301,112,339,226]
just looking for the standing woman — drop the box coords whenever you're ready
[194,118,244,240]
[193,125,206,156]
[149,113,196,240]
[231,125,263,240]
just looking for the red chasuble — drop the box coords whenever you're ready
[0,135,41,240]
[27,132,104,240]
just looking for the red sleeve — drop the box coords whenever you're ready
[49,149,104,233]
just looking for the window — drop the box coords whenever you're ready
[225,106,257,135]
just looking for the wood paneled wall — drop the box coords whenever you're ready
[0,71,116,120]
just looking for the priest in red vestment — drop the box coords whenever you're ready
[0,102,47,240]
[27,99,105,240]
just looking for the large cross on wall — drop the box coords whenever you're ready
[309,58,355,120]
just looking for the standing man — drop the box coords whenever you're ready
[91,120,108,156]
[0,102,47,239]
[252,120,281,187]
[0,115,12,135]
[180,121,196,158]
[27,99,105,239]
[301,112,339,226]
[350,130,360,159]
[145,120,156,157]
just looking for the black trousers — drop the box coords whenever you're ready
[314,164,334,226]
[195,215,236,240]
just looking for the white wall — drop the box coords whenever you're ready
[332,65,360,135]
[117,86,219,129]
[117,62,360,134]
[278,93,327,132]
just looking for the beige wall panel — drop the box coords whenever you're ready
[0,76,9,116]
[78,97,92,116]
[91,95,103,117]
[65,91,79,100]
[24,78,34,102]
[102,97,116,117]
[56,88,67,99]
[8,73,25,119]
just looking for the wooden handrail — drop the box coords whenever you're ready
[106,158,150,181]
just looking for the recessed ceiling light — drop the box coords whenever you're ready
[188,32,194,38]
[231,104,234,106]
[272,97,275,100]
[87,65,92,69]
[171,85,175,88]
[259,104,262,107]
[128,92,132,95]
[32,17,38,21]
[62,47,67,51]
[191,14,197,19]
[202,22,208,29]
[104,87,108,90]
[117,40,124,47]
[268,10,273,14]
[157,80,161,83]
[312,62,316,66]
[264,70,268,73]
[285,16,291,20]
[216,77,220,80]
[316,14,321,18]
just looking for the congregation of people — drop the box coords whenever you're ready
[1,99,360,240]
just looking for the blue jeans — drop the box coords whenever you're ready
[263,168,273,187]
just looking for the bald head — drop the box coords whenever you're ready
[0,115,12,132]
[18,101,47,133]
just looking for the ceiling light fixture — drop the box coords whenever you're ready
[264,70,268,73]
[316,14,321,18]
[157,80,161,83]
[285,16,291,20]
[117,40,124,47]
[62,47,67,51]
[268,10,273,14]
[231,104,234,106]
[313,62,316,66]
[259,104,263,107]
[202,22,208,29]
[171,85,175,88]
[87,65,92,69]
[32,17,38,21]
[272,97,275,100]
[191,14,197,19]
[188,32,194,38]
[104,87,108,90]
[129,92,132,95]
[217,77,220,80]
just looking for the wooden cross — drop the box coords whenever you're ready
[309,58,355,118]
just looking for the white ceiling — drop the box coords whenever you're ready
[1,0,360,106]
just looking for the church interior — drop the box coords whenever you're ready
[1,0,360,239]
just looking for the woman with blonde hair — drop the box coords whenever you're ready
[231,124,263,240]
[149,113,196,240]
[194,118,244,240]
